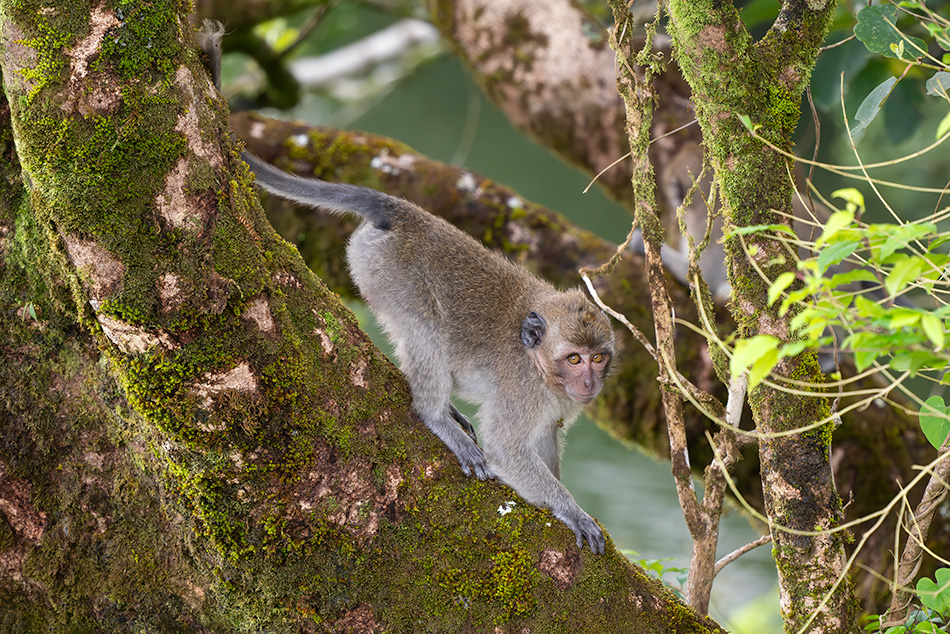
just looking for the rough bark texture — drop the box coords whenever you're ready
[664,0,859,631]
[232,112,944,613]
[0,3,724,632]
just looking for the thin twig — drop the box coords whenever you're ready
[714,534,772,576]
[581,273,656,360]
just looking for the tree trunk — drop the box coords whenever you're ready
[0,5,723,632]
[665,0,859,631]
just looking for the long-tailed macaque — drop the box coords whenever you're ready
[242,154,615,554]
[198,21,616,553]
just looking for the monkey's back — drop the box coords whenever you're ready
[346,199,552,376]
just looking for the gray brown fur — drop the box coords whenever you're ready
[199,21,615,554]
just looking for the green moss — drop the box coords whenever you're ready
[17,24,72,101]
[92,2,179,80]
[489,548,540,620]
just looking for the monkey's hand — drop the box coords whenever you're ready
[451,441,495,481]
[554,508,605,555]
[421,413,495,480]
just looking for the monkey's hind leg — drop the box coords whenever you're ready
[394,336,494,481]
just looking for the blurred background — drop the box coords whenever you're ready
[216,1,950,629]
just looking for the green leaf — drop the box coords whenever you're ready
[921,314,945,351]
[888,308,920,330]
[818,207,857,243]
[779,340,811,359]
[828,268,878,290]
[885,256,924,297]
[730,335,780,378]
[737,114,754,131]
[891,350,945,374]
[854,5,927,60]
[937,111,950,141]
[768,272,796,307]
[749,348,779,390]
[779,287,812,316]
[869,223,936,262]
[930,234,950,249]
[926,71,950,98]
[844,331,879,371]
[853,348,879,372]
[917,568,950,613]
[854,294,886,319]
[817,240,861,274]
[919,396,950,450]
[791,308,825,336]
[852,77,898,136]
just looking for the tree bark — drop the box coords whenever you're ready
[665,0,859,630]
[0,5,723,632]
[232,112,947,612]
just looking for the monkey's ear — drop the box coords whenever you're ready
[520,311,546,348]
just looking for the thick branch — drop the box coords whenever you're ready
[232,112,948,611]
[428,0,701,217]
[0,6,722,631]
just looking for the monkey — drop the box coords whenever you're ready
[198,19,225,89]
[198,19,614,553]
[241,154,615,554]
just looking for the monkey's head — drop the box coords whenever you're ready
[521,291,615,404]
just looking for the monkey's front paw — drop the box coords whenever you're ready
[560,511,605,555]
[454,444,496,481]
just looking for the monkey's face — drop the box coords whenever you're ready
[552,348,611,403]
[530,344,612,404]
[521,302,614,404]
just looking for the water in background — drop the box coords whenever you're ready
[289,44,782,629]
[561,419,780,629]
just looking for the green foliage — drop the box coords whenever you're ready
[620,550,688,598]
[730,335,779,389]
[852,77,899,136]
[919,396,950,449]
[854,5,927,61]
[767,209,950,375]
[918,568,950,615]
[863,610,947,633]
[863,569,950,632]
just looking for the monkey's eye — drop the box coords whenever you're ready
[566,353,582,365]
[592,353,605,363]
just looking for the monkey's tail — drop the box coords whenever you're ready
[241,151,396,231]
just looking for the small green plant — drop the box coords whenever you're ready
[621,550,689,597]
[863,608,947,634]
[918,569,950,619]
[862,567,949,632]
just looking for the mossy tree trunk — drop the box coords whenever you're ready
[197,11,942,615]
[0,3,723,632]
[664,0,859,631]
[230,110,939,614]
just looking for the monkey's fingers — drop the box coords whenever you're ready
[560,511,605,555]
[458,450,496,481]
